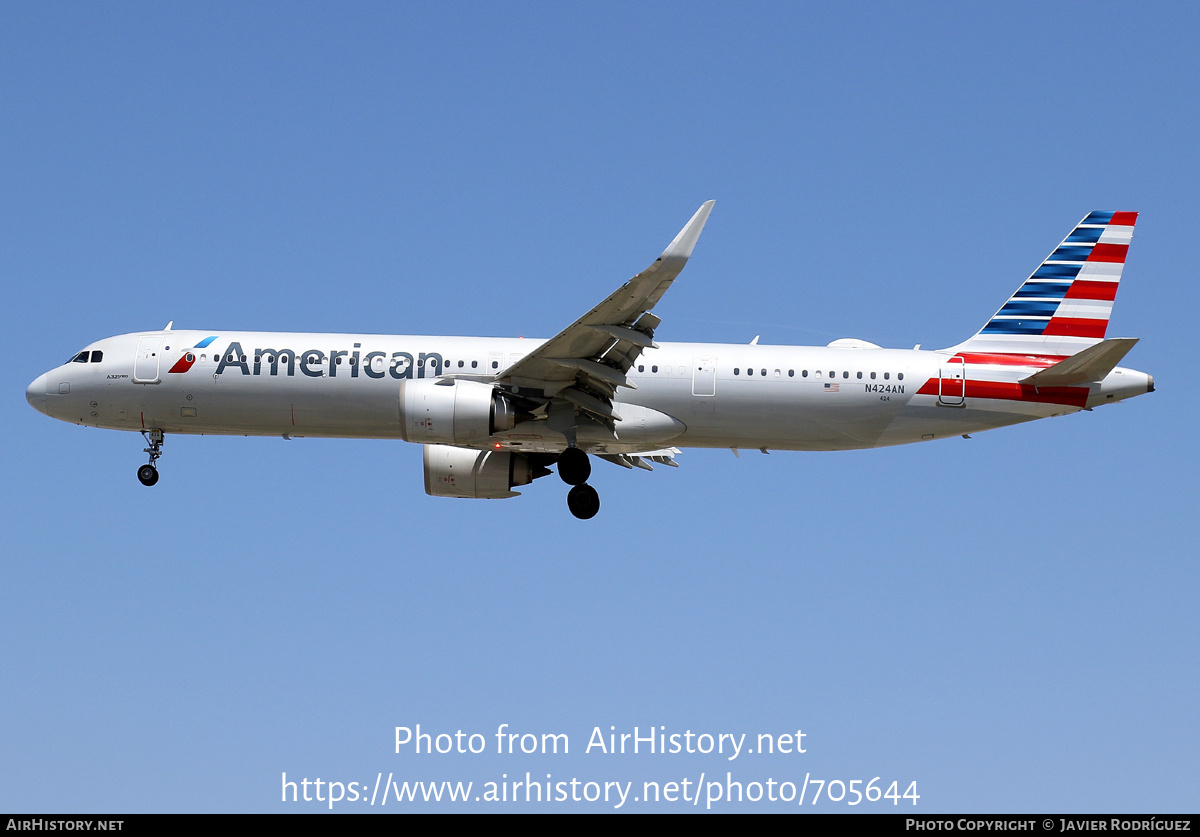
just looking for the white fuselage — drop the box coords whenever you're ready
[26,329,1153,454]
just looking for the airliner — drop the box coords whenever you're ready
[26,203,1152,518]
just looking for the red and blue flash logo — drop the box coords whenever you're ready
[167,336,218,373]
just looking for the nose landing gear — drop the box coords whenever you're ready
[137,429,164,486]
[558,447,599,519]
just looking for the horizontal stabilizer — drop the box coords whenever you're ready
[1020,337,1139,387]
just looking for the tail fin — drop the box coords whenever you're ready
[949,211,1138,356]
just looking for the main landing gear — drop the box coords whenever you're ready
[558,447,600,519]
[137,429,164,486]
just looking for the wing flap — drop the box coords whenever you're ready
[560,386,623,421]
[597,447,681,471]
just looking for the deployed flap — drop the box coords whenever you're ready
[599,448,682,470]
[629,447,681,466]
[1020,337,1139,387]
[498,201,715,427]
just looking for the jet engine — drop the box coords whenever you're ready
[423,445,546,499]
[398,379,517,444]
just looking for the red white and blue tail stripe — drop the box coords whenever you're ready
[949,212,1137,357]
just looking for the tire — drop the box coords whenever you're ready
[567,484,600,520]
[137,464,159,486]
[557,447,591,486]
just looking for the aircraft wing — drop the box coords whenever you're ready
[496,201,715,425]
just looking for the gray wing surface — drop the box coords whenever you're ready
[497,201,715,430]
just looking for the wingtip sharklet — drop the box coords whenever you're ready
[661,200,715,260]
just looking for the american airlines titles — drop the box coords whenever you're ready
[214,342,446,379]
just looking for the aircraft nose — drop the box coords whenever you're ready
[26,374,48,414]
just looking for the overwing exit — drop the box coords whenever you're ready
[26,205,1153,518]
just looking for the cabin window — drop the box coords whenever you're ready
[898,373,904,381]
[652,365,658,373]
[472,360,478,368]
[734,368,740,375]
[884,373,890,380]
[870,372,876,379]
[491,361,498,369]
[802,370,808,378]
[788,370,794,377]
[638,365,644,372]
[856,371,862,379]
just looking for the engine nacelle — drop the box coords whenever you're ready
[399,379,517,444]
[423,445,538,499]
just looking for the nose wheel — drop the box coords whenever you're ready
[138,429,164,487]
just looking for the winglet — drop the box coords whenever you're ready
[660,200,715,262]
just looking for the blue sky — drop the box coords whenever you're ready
[3,2,1196,812]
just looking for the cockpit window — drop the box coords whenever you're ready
[90,351,103,363]
[71,351,89,363]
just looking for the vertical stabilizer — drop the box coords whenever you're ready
[949,212,1137,356]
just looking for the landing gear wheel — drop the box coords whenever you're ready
[567,483,600,520]
[138,429,165,486]
[137,464,159,486]
[557,447,591,486]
